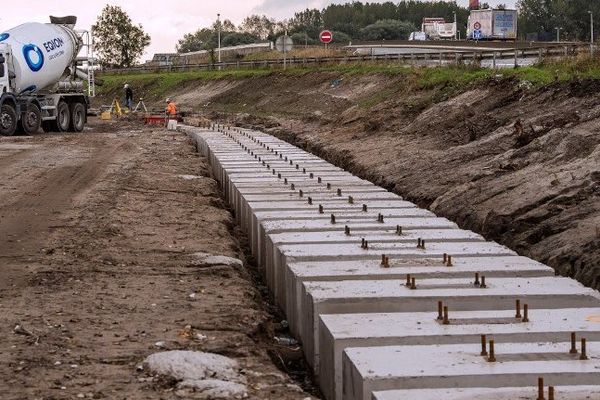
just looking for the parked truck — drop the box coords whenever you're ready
[0,16,91,136]
[467,9,518,41]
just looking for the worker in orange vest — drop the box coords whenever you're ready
[165,98,177,118]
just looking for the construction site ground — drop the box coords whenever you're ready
[0,118,315,399]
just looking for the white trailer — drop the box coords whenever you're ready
[0,16,91,136]
[467,9,518,41]
[422,18,456,40]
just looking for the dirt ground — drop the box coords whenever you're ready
[0,118,315,399]
[178,70,599,290]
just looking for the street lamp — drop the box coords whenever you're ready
[589,11,594,55]
[453,11,458,41]
[555,27,561,43]
[217,13,221,63]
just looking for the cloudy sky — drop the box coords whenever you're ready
[0,0,516,60]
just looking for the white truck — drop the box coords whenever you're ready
[467,9,518,41]
[0,16,91,136]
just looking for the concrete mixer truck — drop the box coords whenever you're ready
[0,16,91,136]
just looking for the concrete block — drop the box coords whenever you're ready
[300,277,600,372]
[319,308,600,400]
[343,341,600,400]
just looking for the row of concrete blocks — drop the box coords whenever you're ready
[180,123,600,400]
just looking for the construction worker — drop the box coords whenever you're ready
[124,84,133,111]
[165,98,177,118]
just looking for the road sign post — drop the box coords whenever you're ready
[275,34,294,70]
[320,30,333,48]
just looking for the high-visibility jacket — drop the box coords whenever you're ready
[166,102,177,116]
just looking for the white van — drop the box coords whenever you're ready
[408,31,427,41]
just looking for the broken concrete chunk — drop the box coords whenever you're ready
[191,252,243,268]
[178,379,248,398]
[144,351,248,399]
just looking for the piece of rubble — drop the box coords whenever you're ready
[190,252,243,268]
[144,351,248,399]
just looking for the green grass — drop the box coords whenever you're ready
[97,55,600,104]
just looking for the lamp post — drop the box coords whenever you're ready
[589,11,594,55]
[453,11,458,41]
[217,13,221,64]
[555,27,561,43]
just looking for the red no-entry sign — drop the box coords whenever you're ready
[320,30,333,44]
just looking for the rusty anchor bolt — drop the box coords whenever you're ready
[537,377,545,400]
[406,274,412,287]
[318,177,322,183]
[570,332,578,354]
[267,164,270,169]
[284,178,288,185]
[308,197,313,205]
[488,340,496,362]
[348,196,354,204]
[337,188,342,197]
[480,335,488,356]
[548,386,555,400]
[345,225,351,236]
[410,277,417,290]
[284,156,287,160]
[296,164,299,169]
[299,190,303,198]
[417,238,422,248]
[318,205,324,214]
[443,253,448,264]
[437,301,444,320]
[280,154,283,159]
[361,238,366,249]
[385,256,390,268]
[443,306,450,325]
[522,304,530,322]
[516,299,522,319]
[310,173,314,178]
[474,272,480,286]
[262,160,266,166]
[381,254,386,266]
[480,276,487,288]
[290,160,293,165]
[580,338,589,360]
[291,183,295,191]
[327,183,331,189]
[364,240,369,249]
[396,225,403,235]
[277,172,281,178]
[377,214,385,223]
[303,168,306,173]
[362,204,368,212]
[446,255,453,267]
[330,214,336,224]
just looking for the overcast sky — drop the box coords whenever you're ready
[0,0,516,60]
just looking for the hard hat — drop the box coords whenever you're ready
[166,98,171,103]
[124,84,129,89]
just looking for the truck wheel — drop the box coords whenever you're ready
[69,102,85,132]
[0,104,18,136]
[56,101,70,132]
[21,103,41,135]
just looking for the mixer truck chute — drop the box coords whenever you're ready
[0,16,91,136]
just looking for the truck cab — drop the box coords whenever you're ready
[0,42,20,136]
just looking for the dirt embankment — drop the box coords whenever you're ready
[0,120,315,399]
[178,70,599,290]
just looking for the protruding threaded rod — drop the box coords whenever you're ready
[480,335,488,356]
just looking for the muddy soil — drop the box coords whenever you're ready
[0,119,315,399]
[180,71,600,290]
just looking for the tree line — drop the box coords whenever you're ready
[91,2,599,67]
